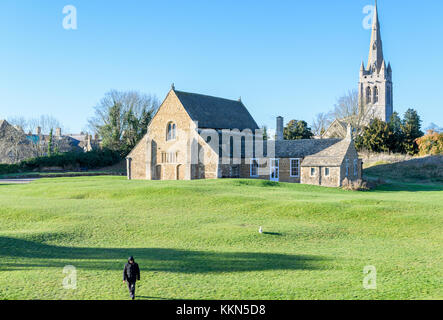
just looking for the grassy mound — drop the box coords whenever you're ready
[364,156,443,183]
[0,177,441,300]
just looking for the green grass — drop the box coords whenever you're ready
[364,157,443,184]
[0,177,442,300]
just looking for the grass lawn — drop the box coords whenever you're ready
[0,176,441,300]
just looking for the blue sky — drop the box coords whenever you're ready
[1,0,442,133]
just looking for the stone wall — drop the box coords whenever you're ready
[127,90,219,180]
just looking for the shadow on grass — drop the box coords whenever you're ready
[0,236,328,273]
[136,296,179,301]
[263,232,283,236]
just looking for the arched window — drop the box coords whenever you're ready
[366,87,372,104]
[373,86,379,103]
[166,122,176,141]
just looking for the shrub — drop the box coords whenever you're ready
[415,130,443,156]
[342,178,370,191]
[0,149,122,174]
[0,164,20,174]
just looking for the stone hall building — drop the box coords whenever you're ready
[127,86,362,187]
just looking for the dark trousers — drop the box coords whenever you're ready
[127,281,136,299]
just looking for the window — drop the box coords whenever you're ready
[310,167,316,177]
[166,122,176,141]
[345,159,350,177]
[161,152,177,163]
[373,86,379,103]
[250,159,259,177]
[366,87,372,104]
[354,159,358,176]
[325,167,330,177]
[290,158,300,177]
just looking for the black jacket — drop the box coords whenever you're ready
[123,262,140,282]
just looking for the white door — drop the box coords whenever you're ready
[270,159,280,182]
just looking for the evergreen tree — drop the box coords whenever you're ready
[283,120,313,140]
[388,112,404,153]
[357,118,392,152]
[261,125,269,141]
[47,128,53,156]
[401,108,423,155]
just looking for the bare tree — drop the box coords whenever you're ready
[312,112,333,136]
[8,115,63,135]
[0,122,38,163]
[331,89,374,135]
[88,90,159,154]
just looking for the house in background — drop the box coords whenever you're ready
[0,119,101,164]
[127,86,362,187]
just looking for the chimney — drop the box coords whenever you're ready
[56,128,62,137]
[346,124,353,141]
[36,126,42,136]
[275,116,284,141]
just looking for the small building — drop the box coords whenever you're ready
[127,86,362,187]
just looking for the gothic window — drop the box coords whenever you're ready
[166,122,176,141]
[373,86,379,103]
[345,159,350,177]
[366,87,372,104]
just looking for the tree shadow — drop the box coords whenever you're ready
[0,236,329,273]
[136,296,180,301]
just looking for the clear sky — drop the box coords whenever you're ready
[1,0,442,133]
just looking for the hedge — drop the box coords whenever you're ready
[0,149,122,174]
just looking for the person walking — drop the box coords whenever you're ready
[123,256,140,300]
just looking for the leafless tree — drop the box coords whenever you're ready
[312,112,334,136]
[331,89,374,135]
[0,122,38,163]
[88,90,159,153]
[8,115,64,135]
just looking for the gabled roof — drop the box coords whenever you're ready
[174,90,259,131]
[301,138,353,167]
[272,139,341,158]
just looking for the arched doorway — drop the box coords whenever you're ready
[176,164,185,180]
[155,165,162,180]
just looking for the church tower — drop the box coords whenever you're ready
[358,0,393,122]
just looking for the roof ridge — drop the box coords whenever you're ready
[174,90,242,104]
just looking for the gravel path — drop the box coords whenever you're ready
[0,179,39,184]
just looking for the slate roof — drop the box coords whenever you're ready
[270,139,342,158]
[174,90,259,131]
[301,138,353,166]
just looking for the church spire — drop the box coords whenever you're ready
[367,0,384,72]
